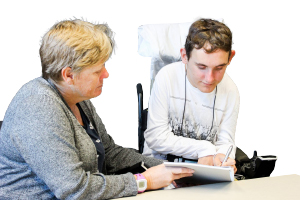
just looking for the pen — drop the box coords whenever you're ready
[221,145,233,166]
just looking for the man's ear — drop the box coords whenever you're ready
[228,50,236,64]
[180,48,188,64]
[61,67,74,85]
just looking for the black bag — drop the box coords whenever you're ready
[235,148,277,179]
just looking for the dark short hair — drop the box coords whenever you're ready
[185,18,232,60]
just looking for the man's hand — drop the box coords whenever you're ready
[141,164,195,190]
[197,155,214,166]
[213,153,237,173]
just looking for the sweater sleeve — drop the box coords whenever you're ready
[144,68,216,160]
[81,100,164,174]
[11,94,139,200]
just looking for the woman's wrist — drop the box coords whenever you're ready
[134,173,148,193]
[134,173,150,190]
[141,172,151,190]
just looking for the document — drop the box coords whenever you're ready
[164,162,234,184]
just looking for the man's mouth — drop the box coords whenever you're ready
[202,82,213,86]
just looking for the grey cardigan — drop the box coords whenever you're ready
[0,77,162,200]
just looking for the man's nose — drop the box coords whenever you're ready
[205,69,214,83]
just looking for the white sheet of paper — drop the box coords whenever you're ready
[164,162,234,184]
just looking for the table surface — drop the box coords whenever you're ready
[123,174,300,200]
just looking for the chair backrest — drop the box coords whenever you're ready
[137,22,192,153]
[138,22,192,91]
[0,121,2,130]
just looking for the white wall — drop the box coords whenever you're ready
[1,0,299,177]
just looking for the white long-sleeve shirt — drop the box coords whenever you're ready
[143,61,240,160]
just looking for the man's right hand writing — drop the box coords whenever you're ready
[213,153,237,173]
[197,155,214,166]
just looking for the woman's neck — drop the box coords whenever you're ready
[54,81,82,112]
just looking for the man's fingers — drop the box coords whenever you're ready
[214,158,222,166]
[198,155,214,166]
[233,165,237,173]
[222,158,236,167]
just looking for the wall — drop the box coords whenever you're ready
[0,0,299,177]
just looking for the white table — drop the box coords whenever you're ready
[123,175,300,200]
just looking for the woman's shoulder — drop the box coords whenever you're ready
[7,78,69,118]
[14,77,58,99]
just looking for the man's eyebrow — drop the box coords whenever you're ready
[195,62,208,67]
[195,62,228,67]
[216,63,228,67]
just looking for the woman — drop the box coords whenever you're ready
[0,19,194,199]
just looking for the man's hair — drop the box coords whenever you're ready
[40,19,115,82]
[184,18,232,60]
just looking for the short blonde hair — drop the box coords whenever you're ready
[40,19,114,82]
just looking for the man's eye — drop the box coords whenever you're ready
[198,66,206,70]
[216,67,223,71]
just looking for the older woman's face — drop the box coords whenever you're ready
[72,61,109,99]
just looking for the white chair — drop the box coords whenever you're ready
[138,22,192,90]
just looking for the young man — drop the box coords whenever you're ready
[143,19,239,170]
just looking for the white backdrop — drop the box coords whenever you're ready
[0,0,299,177]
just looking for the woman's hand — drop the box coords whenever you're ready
[213,153,237,173]
[142,164,195,190]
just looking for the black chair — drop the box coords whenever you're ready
[137,84,148,154]
[0,121,2,130]
[136,83,276,179]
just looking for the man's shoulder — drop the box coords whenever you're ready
[218,73,239,94]
[156,61,184,79]
[161,61,183,71]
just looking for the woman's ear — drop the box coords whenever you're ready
[180,48,188,64]
[61,67,74,85]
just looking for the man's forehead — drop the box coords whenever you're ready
[192,48,229,58]
[190,48,230,67]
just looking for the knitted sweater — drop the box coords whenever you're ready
[0,77,162,200]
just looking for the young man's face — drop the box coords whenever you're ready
[181,47,235,93]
